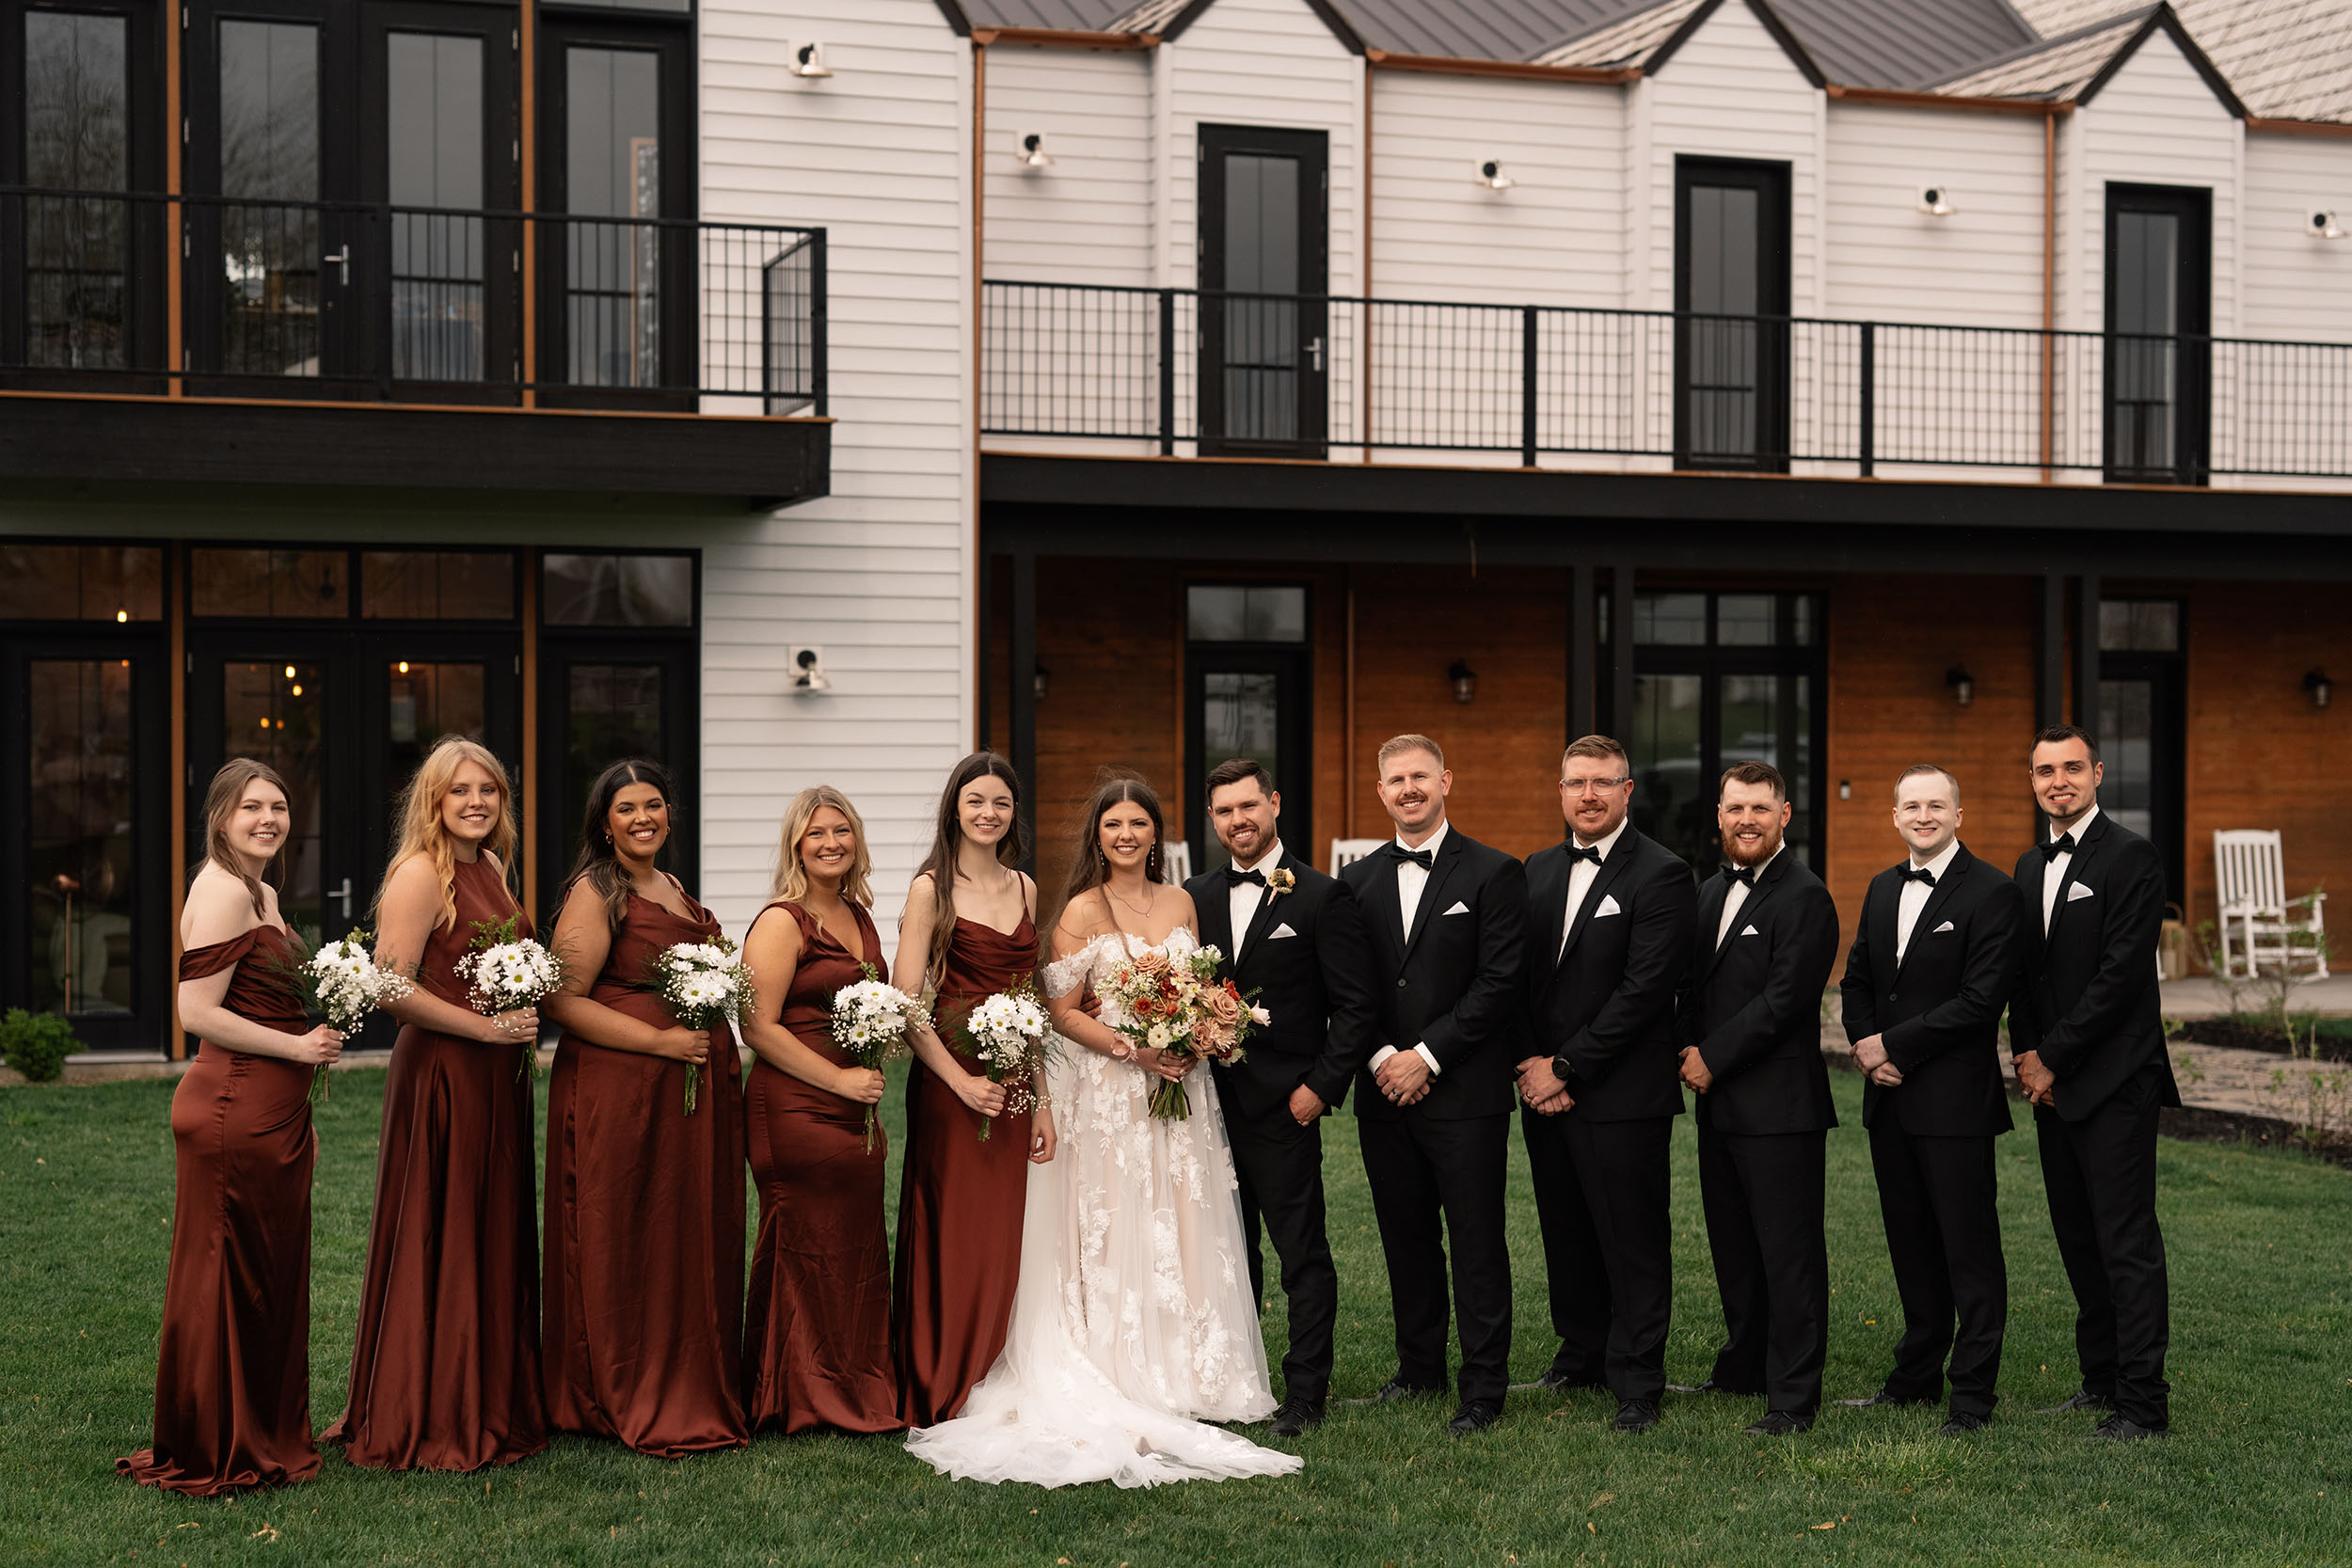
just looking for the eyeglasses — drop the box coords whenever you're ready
[1560,776,1629,795]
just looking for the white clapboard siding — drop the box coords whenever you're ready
[699,0,974,940]
[2241,131,2352,343]
[984,44,1155,285]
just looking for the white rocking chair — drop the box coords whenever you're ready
[1161,840,1192,885]
[1327,838,1386,876]
[2213,829,2329,980]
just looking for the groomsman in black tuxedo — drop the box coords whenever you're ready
[2010,725,2180,1441]
[1839,764,2023,1435]
[1184,757,1378,1437]
[1515,735,1697,1434]
[1339,734,1527,1436]
[1674,761,1840,1434]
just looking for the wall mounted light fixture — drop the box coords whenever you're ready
[1449,659,1478,705]
[1916,184,1955,216]
[2308,209,2344,240]
[1033,665,1050,703]
[1020,132,1053,168]
[2307,668,2334,709]
[1946,664,1976,707]
[1476,159,1514,190]
[790,645,831,692]
[787,41,832,78]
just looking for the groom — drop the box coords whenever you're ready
[1186,758,1378,1437]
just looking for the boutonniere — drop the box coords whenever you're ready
[1266,868,1296,899]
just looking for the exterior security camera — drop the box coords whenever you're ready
[1476,159,1514,190]
[787,41,832,79]
[2310,209,2344,240]
[1916,184,1955,216]
[789,645,832,692]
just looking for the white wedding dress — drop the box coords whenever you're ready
[905,928,1302,1489]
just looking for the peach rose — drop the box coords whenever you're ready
[1202,985,1242,1028]
[1134,949,1171,981]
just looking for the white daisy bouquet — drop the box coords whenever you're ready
[1098,942,1267,1120]
[453,913,563,1083]
[942,978,1054,1143]
[282,928,413,1101]
[830,961,929,1151]
[649,937,754,1115]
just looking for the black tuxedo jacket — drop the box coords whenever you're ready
[1520,825,1698,1124]
[1676,851,1840,1136]
[1840,843,2022,1137]
[1184,849,1379,1117]
[2010,812,2182,1121]
[1339,826,1527,1122]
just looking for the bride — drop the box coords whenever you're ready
[905,775,1302,1488]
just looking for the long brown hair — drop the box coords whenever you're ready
[771,785,874,909]
[198,758,291,919]
[560,757,675,936]
[913,752,1027,990]
[1056,773,1168,928]
[378,736,519,932]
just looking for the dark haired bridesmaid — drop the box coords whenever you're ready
[326,736,547,1471]
[120,760,341,1496]
[892,753,1057,1426]
[540,759,748,1455]
[740,784,901,1434]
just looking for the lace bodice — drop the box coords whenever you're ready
[1041,928,1201,1022]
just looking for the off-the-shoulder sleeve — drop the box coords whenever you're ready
[179,929,262,982]
[1041,941,1099,1000]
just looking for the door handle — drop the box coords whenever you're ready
[324,245,350,285]
[332,877,354,922]
[1306,336,1324,372]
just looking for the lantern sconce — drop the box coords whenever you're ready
[787,41,833,79]
[2306,668,2334,709]
[1033,665,1050,703]
[1946,664,1976,707]
[1448,659,1478,705]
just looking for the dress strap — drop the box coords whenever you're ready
[179,927,267,981]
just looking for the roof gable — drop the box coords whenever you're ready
[1646,0,1827,88]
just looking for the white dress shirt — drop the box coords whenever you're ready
[1562,817,1632,961]
[1370,820,1451,1080]
[2041,804,2100,932]
[1895,838,1962,963]
[1226,838,1283,957]
[1716,843,1782,950]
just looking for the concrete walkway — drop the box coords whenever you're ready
[2159,972,2350,1018]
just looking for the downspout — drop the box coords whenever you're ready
[2041,106,2056,482]
[1361,56,1374,463]
[972,37,989,746]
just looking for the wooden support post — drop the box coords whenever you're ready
[519,0,537,407]
[165,0,183,394]
[1567,561,1596,740]
[1009,549,1038,872]
[167,543,187,1057]
[520,549,540,926]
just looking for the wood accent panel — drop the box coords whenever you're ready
[519,0,537,409]
[1825,84,2076,118]
[167,542,187,1058]
[1365,49,1638,86]
[165,0,183,396]
[519,548,539,928]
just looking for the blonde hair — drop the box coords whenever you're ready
[1377,733,1445,773]
[379,736,519,932]
[199,758,291,918]
[771,785,874,908]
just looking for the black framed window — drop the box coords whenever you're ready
[1199,124,1327,458]
[2105,183,2210,485]
[1675,157,1790,472]
[2097,596,2186,905]
[1183,583,1311,875]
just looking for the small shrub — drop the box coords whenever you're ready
[0,1007,77,1083]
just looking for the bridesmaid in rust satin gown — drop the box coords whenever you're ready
[326,738,548,1471]
[891,752,1057,1426]
[541,759,747,1455]
[740,785,900,1434]
[121,761,342,1496]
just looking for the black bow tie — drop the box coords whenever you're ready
[1567,844,1605,867]
[2041,833,2077,863]
[1902,865,1937,886]
[1386,844,1434,871]
[1720,863,1755,887]
[1224,866,1266,888]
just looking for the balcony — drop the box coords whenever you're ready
[1,190,829,506]
[980,280,2352,491]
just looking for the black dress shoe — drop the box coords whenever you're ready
[2037,1388,2117,1416]
[1268,1399,1326,1438]
[1376,1376,1445,1403]
[1743,1411,1811,1436]
[1937,1413,1988,1436]
[2087,1414,2168,1441]
[1835,1387,1936,1409]
[1447,1400,1502,1436]
[1613,1400,1661,1433]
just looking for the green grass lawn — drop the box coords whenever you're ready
[3,1068,2345,1566]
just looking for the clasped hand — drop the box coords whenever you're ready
[2013,1049,2057,1106]
[1376,1049,1432,1106]
[1514,1055,1572,1116]
[1677,1046,1713,1094]
[1851,1033,1903,1087]
[1134,1045,1198,1083]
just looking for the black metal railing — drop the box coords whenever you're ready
[982,280,2352,483]
[1,188,825,413]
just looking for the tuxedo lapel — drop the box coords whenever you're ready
[1199,871,1236,966]
[1867,866,1902,978]
[1706,855,1788,978]
[1534,849,1570,973]
[2046,814,2109,941]
[1694,874,1728,966]
[1558,832,1638,968]
[1893,847,1969,979]
[1361,854,1406,972]
[1402,833,1464,961]
[1233,855,1288,969]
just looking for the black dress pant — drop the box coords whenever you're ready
[1227,1093,1338,1407]
[1867,1120,2007,1418]
[1359,1110,1511,1405]
[2036,1074,2169,1428]
[1697,1123,1829,1418]
[1522,1110,1672,1405]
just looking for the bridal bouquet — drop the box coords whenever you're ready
[1098,943,1268,1121]
[831,962,929,1151]
[943,980,1054,1143]
[453,914,564,1083]
[282,929,413,1102]
[649,938,753,1115]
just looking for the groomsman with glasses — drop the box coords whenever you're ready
[1515,736,1697,1434]
[1340,735,1527,1437]
[1838,764,2023,1435]
[1674,761,1841,1435]
[2010,725,2180,1441]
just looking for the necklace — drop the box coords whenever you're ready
[1108,884,1155,917]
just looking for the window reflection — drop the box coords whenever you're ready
[566,663,663,846]
[192,548,347,618]
[24,10,130,370]
[543,553,691,626]
[28,660,135,1016]
[565,45,662,388]
[387,31,485,382]
[0,545,163,622]
[221,661,325,943]
[218,19,321,377]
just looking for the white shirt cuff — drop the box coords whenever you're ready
[1415,1043,1441,1076]
[1368,1044,1440,1076]
[1368,1045,1396,1071]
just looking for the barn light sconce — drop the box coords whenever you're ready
[2308,209,2344,240]
[787,41,833,79]
[1946,664,1976,707]
[1020,132,1054,168]
[1033,665,1050,703]
[790,645,831,692]
[1916,184,1955,216]
[1448,659,1478,705]
[1475,159,1514,191]
[2307,668,2335,709]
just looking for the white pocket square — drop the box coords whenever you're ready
[1595,895,1623,919]
[1267,923,1298,940]
[2067,882,2096,902]
[1443,900,1470,916]
[1934,920,1956,933]
[1740,923,1759,937]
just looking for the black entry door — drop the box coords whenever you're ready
[1184,648,1312,877]
[535,642,696,915]
[1676,157,1790,471]
[2105,183,2210,484]
[1199,124,1327,457]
